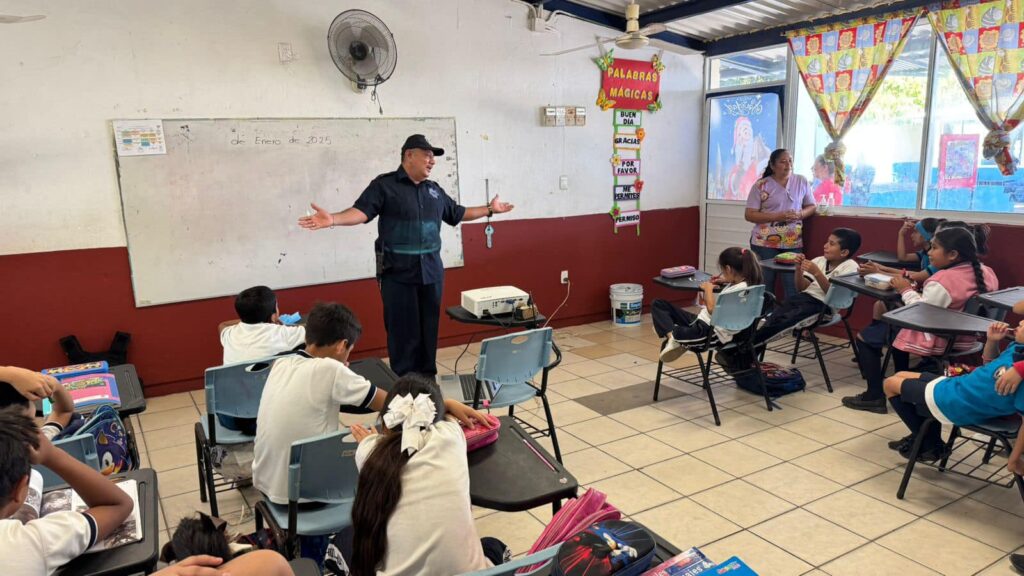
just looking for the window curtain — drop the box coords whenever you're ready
[928,0,1024,175]
[787,10,923,185]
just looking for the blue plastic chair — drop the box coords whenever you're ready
[473,327,563,462]
[458,543,561,575]
[254,430,358,559]
[653,285,773,424]
[37,434,100,489]
[195,355,281,517]
[786,283,859,393]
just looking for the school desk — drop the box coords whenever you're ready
[652,270,714,291]
[445,305,548,330]
[881,302,994,337]
[54,468,159,576]
[830,273,905,308]
[36,364,147,418]
[976,286,1024,312]
[858,250,921,270]
[758,257,797,272]
[340,358,399,414]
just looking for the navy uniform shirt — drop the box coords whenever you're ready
[353,165,466,285]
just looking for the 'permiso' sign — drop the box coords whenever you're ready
[600,58,661,112]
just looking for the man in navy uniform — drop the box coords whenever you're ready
[299,134,514,377]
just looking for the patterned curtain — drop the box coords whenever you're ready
[787,10,923,185]
[928,0,1024,175]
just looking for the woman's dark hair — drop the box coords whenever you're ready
[161,514,233,563]
[932,224,991,295]
[761,148,789,179]
[718,247,763,286]
[351,374,446,576]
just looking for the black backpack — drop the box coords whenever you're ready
[60,332,131,366]
[734,362,806,398]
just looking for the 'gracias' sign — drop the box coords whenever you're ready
[595,52,664,112]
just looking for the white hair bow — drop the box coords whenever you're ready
[382,393,437,455]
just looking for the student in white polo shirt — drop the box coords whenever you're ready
[218,285,306,365]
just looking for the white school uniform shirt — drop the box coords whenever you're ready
[696,281,748,343]
[1,511,97,576]
[253,351,377,504]
[801,257,858,302]
[220,322,306,365]
[355,419,491,576]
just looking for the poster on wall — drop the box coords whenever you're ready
[938,133,980,189]
[706,93,780,201]
[113,119,167,157]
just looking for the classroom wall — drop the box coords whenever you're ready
[0,0,705,394]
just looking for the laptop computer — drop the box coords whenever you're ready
[438,373,502,404]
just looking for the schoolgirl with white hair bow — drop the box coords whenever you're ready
[349,374,507,576]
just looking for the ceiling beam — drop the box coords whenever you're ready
[539,0,708,52]
[639,0,760,27]
[704,0,933,56]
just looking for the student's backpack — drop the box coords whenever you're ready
[553,521,656,576]
[74,405,135,475]
[734,362,805,398]
[60,332,132,366]
[522,489,622,571]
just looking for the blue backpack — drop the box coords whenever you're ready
[735,362,805,398]
[62,405,135,475]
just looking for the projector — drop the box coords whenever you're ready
[461,286,530,318]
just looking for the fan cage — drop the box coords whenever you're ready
[328,9,397,87]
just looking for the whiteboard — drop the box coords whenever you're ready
[115,118,463,307]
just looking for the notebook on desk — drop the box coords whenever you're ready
[438,373,502,404]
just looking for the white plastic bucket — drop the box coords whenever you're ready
[610,283,643,326]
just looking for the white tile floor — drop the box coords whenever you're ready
[138,314,1024,575]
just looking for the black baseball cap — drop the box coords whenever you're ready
[401,134,444,156]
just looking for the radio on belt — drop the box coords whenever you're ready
[461,286,530,318]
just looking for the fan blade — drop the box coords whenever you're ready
[542,37,615,56]
[648,38,704,55]
[0,14,45,23]
[636,23,667,37]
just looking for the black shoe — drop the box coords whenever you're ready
[899,442,950,462]
[1010,553,1024,573]
[841,393,888,414]
[888,435,912,451]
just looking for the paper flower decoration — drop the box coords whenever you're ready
[634,180,644,193]
[610,154,622,167]
[636,128,646,142]
[610,206,622,219]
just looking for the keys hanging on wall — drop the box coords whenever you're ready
[485,223,494,248]
[484,178,494,249]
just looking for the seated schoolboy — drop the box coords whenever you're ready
[844,225,998,413]
[252,301,490,505]
[219,285,306,365]
[0,366,74,440]
[754,227,861,343]
[349,375,509,576]
[0,406,133,576]
[883,308,1024,462]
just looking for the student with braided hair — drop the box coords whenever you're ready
[843,224,998,413]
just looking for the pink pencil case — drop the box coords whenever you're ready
[660,265,696,278]
[463,414,501,452]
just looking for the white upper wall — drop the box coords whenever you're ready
[0,0,703,255]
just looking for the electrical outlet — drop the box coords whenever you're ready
[560,270,569,284]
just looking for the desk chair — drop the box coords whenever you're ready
[254,430,358,559]
[898,414,1024,502]
[195,356,279,517]
[653,286,775,425]
[472,327,563,463]
[458,544,561,575]
[37,435,100,489]
[786,284,858,393]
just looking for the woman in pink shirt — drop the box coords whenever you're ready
[812,155,842,207]
[744,149,817,299]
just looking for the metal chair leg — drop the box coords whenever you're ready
[540,393,562,463]
[195,425,208,504]
[898,419,935,499]
[653,340,666,401]
[698,351,721,426]
[982,436,999,465]
[809,331,833,393]
[938,426,959,471]
[790,330,803,364]
[842,318,860,363]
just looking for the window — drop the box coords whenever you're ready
[708,46,788,89]
[793,22,932,209]
[922,50,1024,214]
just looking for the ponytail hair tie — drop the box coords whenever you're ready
[741,248,748,255]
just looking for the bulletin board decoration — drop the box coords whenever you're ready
[609,112,643,235]
[594,51,664,113]
[938,133,980,190]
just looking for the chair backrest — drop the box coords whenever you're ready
[823,283,857,311]
[458,543,561,576]
[204,356,280,418]
[476,328,554,385]
[287,430,359,504]
[965,295,1007,322]
[710,285,766,332]
[38,434,100,488]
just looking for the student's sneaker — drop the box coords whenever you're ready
[660,338,687,363]
[888,435,913,451]
[899,442,951,463]
[841,392,888,414]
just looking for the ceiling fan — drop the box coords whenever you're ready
[543,0,667,56]
[0,14,45,24]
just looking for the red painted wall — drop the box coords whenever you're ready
[0,207,700,396]
[803,214,1024,335]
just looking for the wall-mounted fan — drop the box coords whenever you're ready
[328,9,396,113]
[0,14,45,24]
[543,0,667,56]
